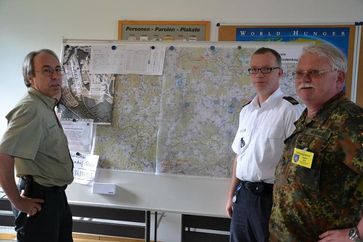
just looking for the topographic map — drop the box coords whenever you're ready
[94,74,161,172]
[60,42,301,177]
[59,44,161,172]
[156,46,300,176]
[156,47,254,176]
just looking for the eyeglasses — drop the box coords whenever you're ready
[292,69,337,80]
[247,67,280,75]
[35,66,63,77]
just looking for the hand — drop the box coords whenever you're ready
[225,197,233,218]
[13,191,44,217]
[318,228,351,242]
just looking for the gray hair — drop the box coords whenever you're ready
[22,49,60,87]
[301,43,347,73]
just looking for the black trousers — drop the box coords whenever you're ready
[230,181,273,242]
[13,178,73,242]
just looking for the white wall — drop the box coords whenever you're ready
[1,0,363,137]
[0,0,362,241]
[1,0,362,137]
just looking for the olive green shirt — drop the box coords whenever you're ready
[269,92,363,241]
[0,88,73,187]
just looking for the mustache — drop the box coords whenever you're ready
[297,83,315,90]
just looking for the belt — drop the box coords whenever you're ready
[240,181,273,194]
[31,181,67,193]
[20,176,67,194]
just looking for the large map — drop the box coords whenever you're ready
[156,47,253,176]
[60,44,161,172]
[94,74,161,172]
[60,41,303,178]
[156,46,300,176]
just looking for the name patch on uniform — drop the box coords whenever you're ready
[291,148,314,168]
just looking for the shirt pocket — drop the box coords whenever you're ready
[294,128,332,193]
[39,120,66,154]
[264,125,284,156]
[267,132,284,152]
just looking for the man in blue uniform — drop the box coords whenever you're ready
[226,47,303,242]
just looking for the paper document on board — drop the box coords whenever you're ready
[71,152,99,185]
[60,119,94,153]
[89,44,166,75]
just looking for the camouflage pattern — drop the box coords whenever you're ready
[269,92,363,242]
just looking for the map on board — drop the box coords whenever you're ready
[156,46,253,176]
[94,74,162,172]
[59,43,162,172]
[60,41,303,178]
[155,45,301,176]
[60,45,115,124]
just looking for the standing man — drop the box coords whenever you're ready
[0,49,74,242]
[226,47,303,242]
[269,43,363,242]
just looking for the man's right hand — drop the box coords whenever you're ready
[226,197,233,218]
[14,193,44,217]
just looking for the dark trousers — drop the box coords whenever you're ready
[230,181,273,242]
[13,179,73,242]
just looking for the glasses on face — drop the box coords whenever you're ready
[247,67,280,75]
[35,66,63,77]
[292,69,337,80]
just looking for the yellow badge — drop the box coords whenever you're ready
[291,148,314,168]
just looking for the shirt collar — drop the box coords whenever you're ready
[28,87,58,109]
[251,88,283,109]
[313,91,346,123]
[296,91,346,127]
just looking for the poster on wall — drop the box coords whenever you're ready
[218,24,356,97]
[236,27,350,56]
[118,20,210,41]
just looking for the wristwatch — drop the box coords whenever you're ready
[349,227,362,242]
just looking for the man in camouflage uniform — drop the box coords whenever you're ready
[269,43,363,241]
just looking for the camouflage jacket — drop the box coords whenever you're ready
[269,92,363,242]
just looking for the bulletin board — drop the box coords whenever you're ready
[218,24,357,99]
[118,20,210,41]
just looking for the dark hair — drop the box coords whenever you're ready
[22,49,59,87]
[252,47,282,67]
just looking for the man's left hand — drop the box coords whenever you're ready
[318,228,351,242]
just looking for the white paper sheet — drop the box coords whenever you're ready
[71,152,99,185]
[89,44,166,75]
[61,119,94,153]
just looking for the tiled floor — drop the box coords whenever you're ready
[0,229,145,242]
[0,226,15,241]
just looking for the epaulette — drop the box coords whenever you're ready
[241,100,252,108]
[283,96,299,105]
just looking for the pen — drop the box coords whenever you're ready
[240,137,245,148]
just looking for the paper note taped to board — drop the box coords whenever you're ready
[92,182,117,195]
